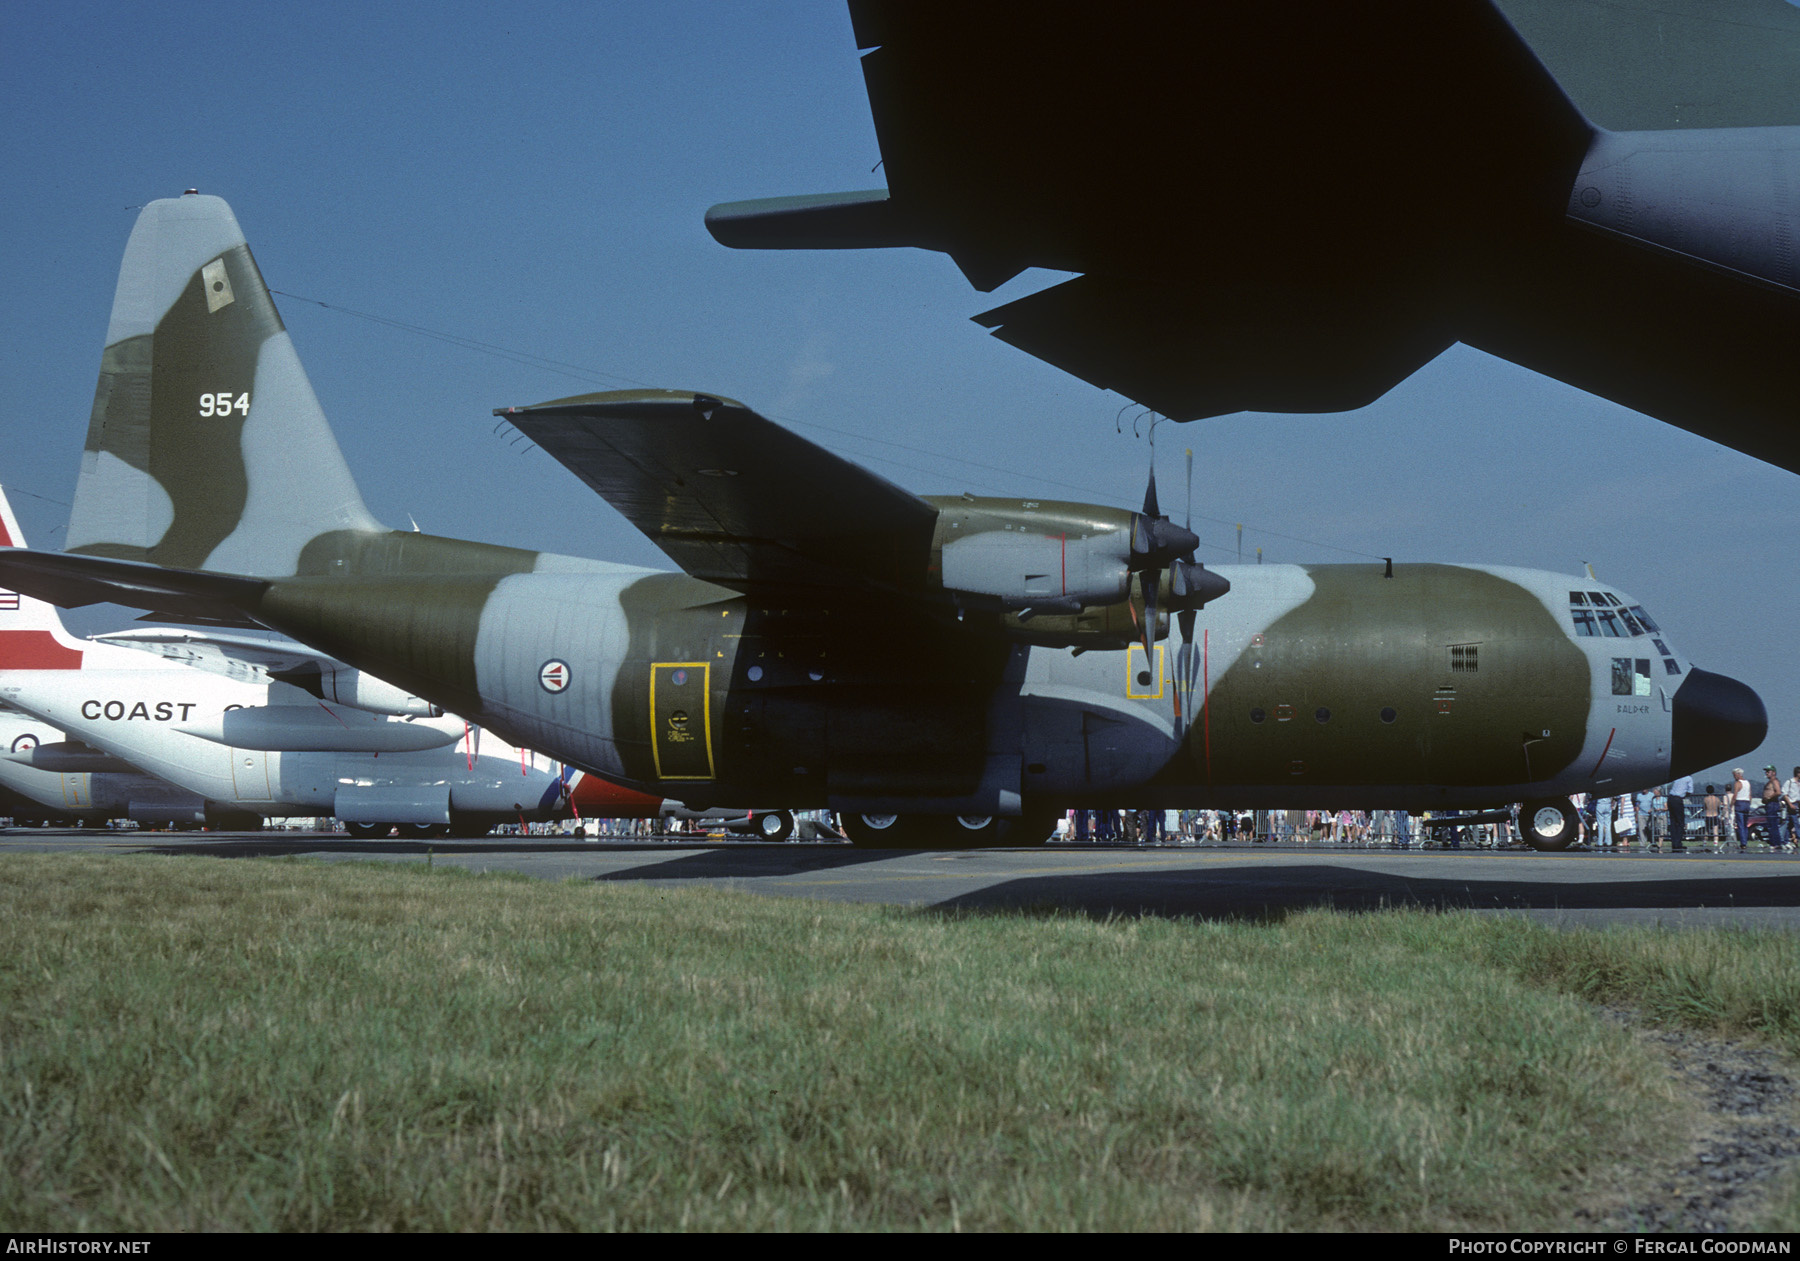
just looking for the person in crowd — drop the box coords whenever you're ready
[1732,769,1753,851]
[1596,794,1614,849]
[1615,793,1637,849]
[1667,773,1693,853]
[1763,766,1787,851]
[1635,789,1657,851]
[1786,767,1800,843]
[1703,785,1723,849]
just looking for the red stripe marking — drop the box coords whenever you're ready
[0,630,82,670]
[1588,727,1616,779]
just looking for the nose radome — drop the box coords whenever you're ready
[1670,668,1767,776]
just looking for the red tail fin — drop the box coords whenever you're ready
[0,485,84,670]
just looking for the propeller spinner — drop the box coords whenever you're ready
[1131,440,1230,739]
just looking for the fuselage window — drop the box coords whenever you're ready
[1630,606,1659,634]
[1250,707,1265,723]
[1315,707,1331,723]
[1663,658,1682,675]
[1588,591,1611,606]
[1612,658,1653,696]
[1569,591,1588,605]
[1618,609,1645,635]
[1596,610,1624,637]
[1571,609,1597,637]
[1379,707,1397,723]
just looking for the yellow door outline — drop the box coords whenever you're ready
[650,661,715,780]
[1126,643,1165,699]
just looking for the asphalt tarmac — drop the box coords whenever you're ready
[8,829,1800,929]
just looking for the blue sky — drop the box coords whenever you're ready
[2,1,1795,784]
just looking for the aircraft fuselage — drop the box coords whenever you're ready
[243,542,1749,816]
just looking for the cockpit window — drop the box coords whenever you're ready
[1569,592,1663,640]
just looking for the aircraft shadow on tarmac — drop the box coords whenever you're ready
[132,836,893,878]
[136,837,722,859]
[926,865,1800,924]
[591,845,897,882]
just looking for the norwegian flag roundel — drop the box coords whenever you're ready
[539,659,571,694]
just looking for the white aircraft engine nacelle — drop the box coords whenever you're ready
[179,707,465,753]
[940,531,1130,609]
[318,669,442,718]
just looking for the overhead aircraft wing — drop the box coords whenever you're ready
[89,628,349,686]
[708,0,1800,476]
[498,390,939,595]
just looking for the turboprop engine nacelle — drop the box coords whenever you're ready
[316,669,442,718]
[939,529,1132,609]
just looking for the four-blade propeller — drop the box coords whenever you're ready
[1129,431,1230,738]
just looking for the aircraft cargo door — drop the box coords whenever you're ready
[650,662,714,781]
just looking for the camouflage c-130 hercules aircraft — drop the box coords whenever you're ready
[0,195,1768,849]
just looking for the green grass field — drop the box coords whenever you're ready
[4,852,1800,1231]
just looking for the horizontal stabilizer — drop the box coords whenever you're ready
[705,190,909,250]
[500,390,939,594]
[0,549,267,627]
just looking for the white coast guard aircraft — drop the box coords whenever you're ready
[0,487,572,835]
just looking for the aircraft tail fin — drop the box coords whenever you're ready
[67,193,383,577]
[0,485,87,670]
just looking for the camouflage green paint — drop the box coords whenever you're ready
[258,530,543,716]
[73,245,279,568]
[1192,565,1589,789]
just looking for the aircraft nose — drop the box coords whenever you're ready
[1670,668,1767,774]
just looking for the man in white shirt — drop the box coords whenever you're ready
[1733,769,1753,852]
[1668,774,1694,853]
[1784,768,1800,847]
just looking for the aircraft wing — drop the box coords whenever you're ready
[707,0,1800,476]
[498,390,939,595]
[89,628,350,686]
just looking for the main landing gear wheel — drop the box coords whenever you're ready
[755,810,795,842]
[400,823,451,840]
[1520,798,1578,851]
[342,821,390,840]
[840,809,1060,850]
[839,812,918,849]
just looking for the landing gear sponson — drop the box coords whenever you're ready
[838,808,1060,849]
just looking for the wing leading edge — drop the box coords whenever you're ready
[499,390,939,595]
